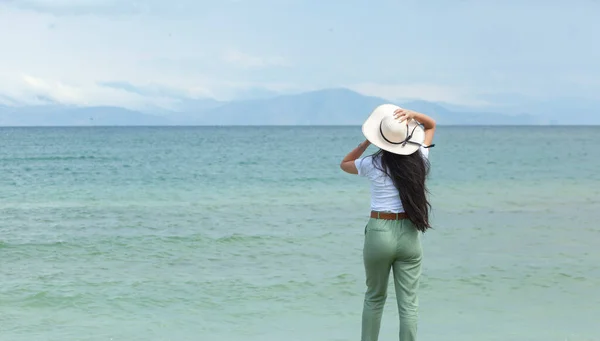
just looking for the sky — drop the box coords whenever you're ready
[1,0,599,111]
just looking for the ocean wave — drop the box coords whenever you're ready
[214,234,296,244]
[14,290,96,309]
[1,155,109,162]
[0,240,68,249]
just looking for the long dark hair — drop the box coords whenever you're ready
[372,149,432,232]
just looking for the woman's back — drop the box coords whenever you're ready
[355,146,430,215]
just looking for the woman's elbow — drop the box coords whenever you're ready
[340,161,358,174]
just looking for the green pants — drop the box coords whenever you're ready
[361,217,422,341]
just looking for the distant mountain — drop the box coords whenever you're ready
[190,88,539,125]
[398,100,540,125]
[175,98,224,114]
[437,95,600,125]
[2,88,593,126]
[190,88,388,125]
[229,87,283,101]
[162,98,225,124]
[505,98,600,125]
[0,105,168,126]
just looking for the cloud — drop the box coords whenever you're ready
[22,75,83,103]
[0,94,19,106]
[1,0,599,113]
[6,75,181,110]
[4,0,142,15]
[98,81,213,99]
[223,49,290,69]
[2,0,257,17]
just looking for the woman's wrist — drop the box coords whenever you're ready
[410,111,436,129]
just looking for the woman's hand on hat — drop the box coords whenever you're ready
[393,109,415,122]
[394,108,437,146]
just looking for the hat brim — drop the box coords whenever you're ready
[362,104,425,155]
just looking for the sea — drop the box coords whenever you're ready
[1,126,599,341]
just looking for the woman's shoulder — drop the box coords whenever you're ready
[355,154,382,178]
[355,155,373,171]
[356,154,380,167]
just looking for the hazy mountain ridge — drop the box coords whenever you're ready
[0,105,169,126]
[0,88,597,126]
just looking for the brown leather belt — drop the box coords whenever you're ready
[370,211,409,220]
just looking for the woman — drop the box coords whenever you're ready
[340,104,436,341]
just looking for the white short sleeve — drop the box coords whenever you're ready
[355,156,374,177]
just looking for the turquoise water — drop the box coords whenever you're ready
[1,126,599,341]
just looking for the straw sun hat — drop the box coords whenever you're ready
[362,104,428,155]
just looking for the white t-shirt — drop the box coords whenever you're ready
[354,146,430,213]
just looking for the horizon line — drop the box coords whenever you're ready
[1,124,599,128]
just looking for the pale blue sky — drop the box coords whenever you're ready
[1,0,599,111]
